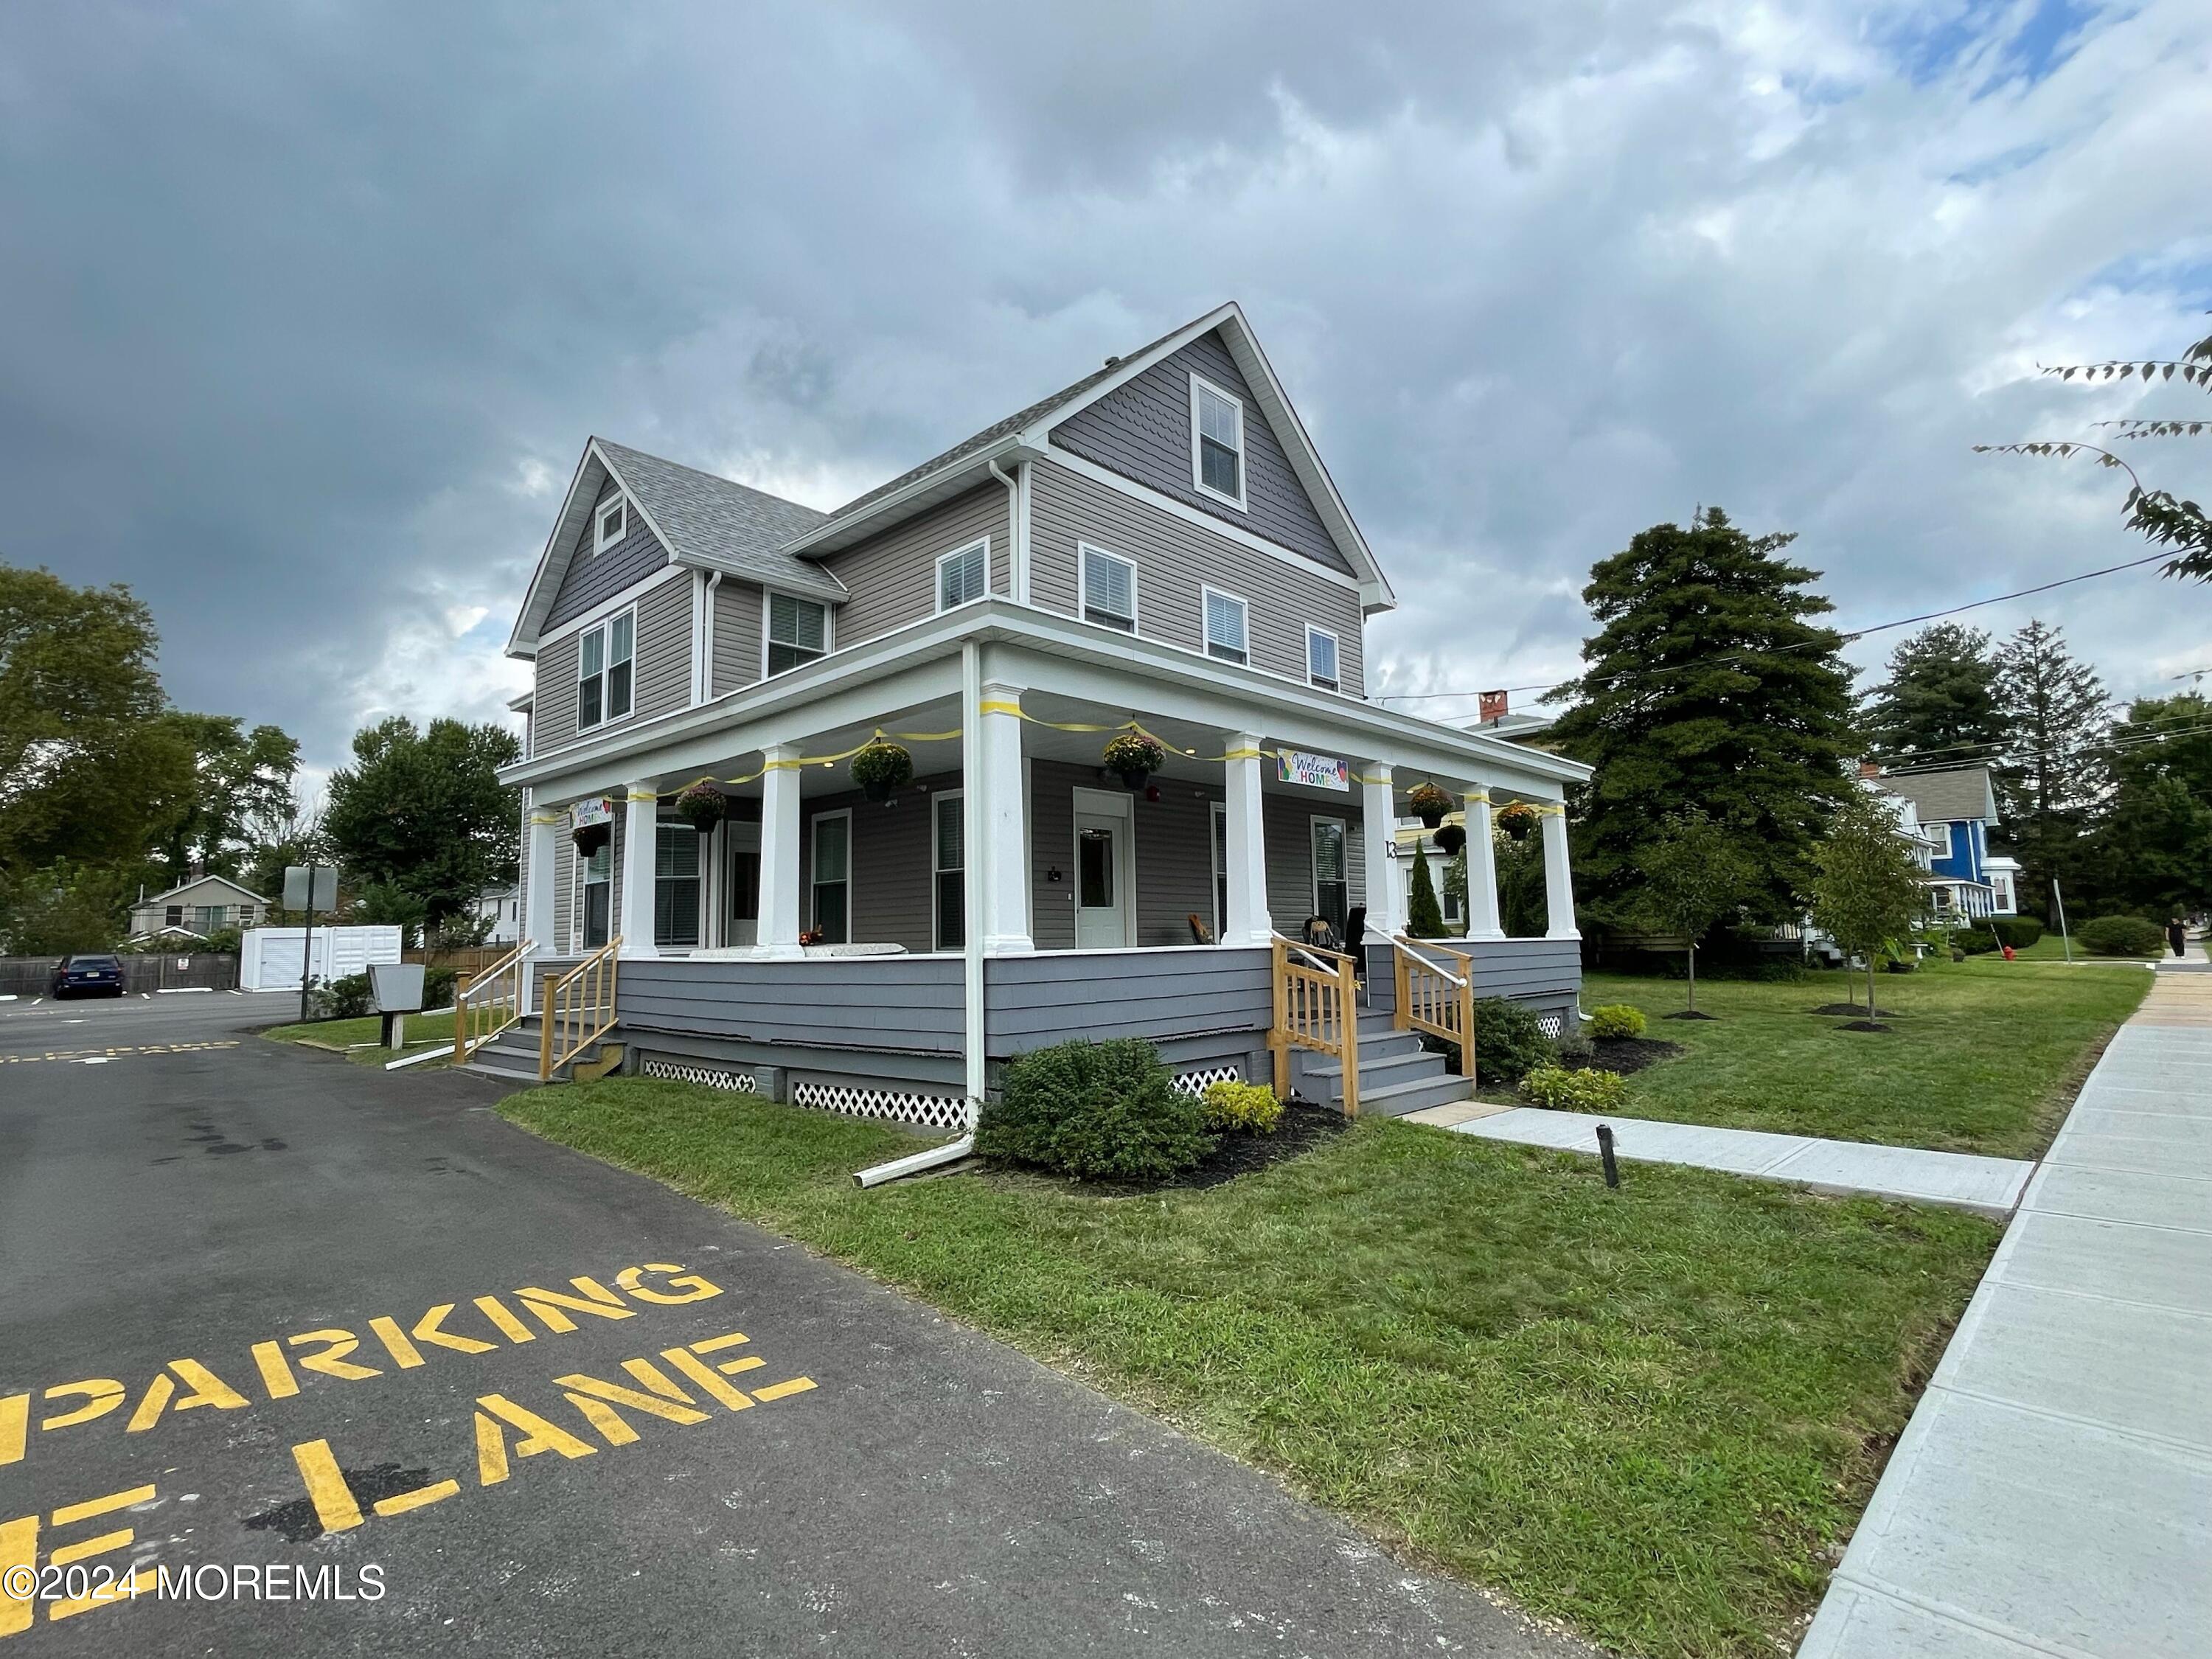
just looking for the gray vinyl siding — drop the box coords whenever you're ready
[531,572,693,756]
[1026,759,1219,950]
[1027,762,1077,951]
[1049,329,1349,575]
[1265,796,1366,931]
[535,630,581,753]
[797,772,959,955]
[546,479,671,629]
[1029,459,1366,695]
[710,578,763,695]
[548,804,627,955]
[814,484,1009,650]
[983,947,1271,1056]
[619,956,963,1054]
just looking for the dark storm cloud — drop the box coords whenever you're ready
[1,0,2205,779]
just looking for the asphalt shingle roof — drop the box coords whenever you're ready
[594,439,840,594]
[1877,765,1997,824]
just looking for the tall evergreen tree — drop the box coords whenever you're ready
[2080,692,2212,918]
[1547,508,1857,927]
[1992,619,2110,919]
[1864,623,2006,766]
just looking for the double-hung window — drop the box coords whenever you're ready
[1310,818,1349,936]
[1080,544,1135,632]
[1307,625,1340,692]
[1191,375,1245,508]
[580,842,612,948]
[654,824,701,948]
[595,494,628,553]
[577,608,634,731]
[810,811,850,945]
[1203,587,1248,665]
[933,790,964,951]
[766,593,828,675]
[936,539,988,611]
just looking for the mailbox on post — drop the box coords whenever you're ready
[368,961,427,1051]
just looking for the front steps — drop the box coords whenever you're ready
[1303,1012,1474,1118]
[457,1016,623,1085]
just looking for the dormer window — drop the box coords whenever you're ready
[1190,375,1246,509]
[595,495,628,554]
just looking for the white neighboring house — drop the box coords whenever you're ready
[1983,854,2021,916]
[470,886,523,945]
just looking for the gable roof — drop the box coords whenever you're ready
[139,874,268,907]
[783,303,1397,611]
[507,439,846,658]
[1876,765,1999,824]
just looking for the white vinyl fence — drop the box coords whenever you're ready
[239,925,403,991]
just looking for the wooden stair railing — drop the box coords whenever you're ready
[1270,933,1361,1118]
[451,938,534,1066]
[1388,934,1477,1087]
[540,936,622,1082]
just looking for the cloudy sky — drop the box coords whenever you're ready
[4,0,2208,793]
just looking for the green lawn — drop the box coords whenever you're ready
[501,1079,1997,1659]
[1579,954,2148,1158]
[264,1007,458,1066]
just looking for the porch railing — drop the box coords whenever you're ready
[1389,934,1476,1085]
[1270,933,1360,1118]
[451,938,534,1067]
[540,937,621,1082]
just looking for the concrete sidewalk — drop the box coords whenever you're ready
[1412,1103,2034,1217]
[1800,963,2212,1659]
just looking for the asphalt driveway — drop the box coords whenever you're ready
[0,995,1589,1658]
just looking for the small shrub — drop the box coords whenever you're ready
[1202,1079,1284,1135]
[1588,1004,1646,1040]
[1989,915,2044,948]
[1473,997,1557,1082]
[1519,1065,1629,1113]
[422,965,459,1009]
[2077,915,2166,957]
[977,1039,1214,1181]
[1954,928,2002,955]
[321,972,373,1020]
[1553,1020,1594,1062]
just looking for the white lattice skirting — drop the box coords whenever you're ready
[1169,1063,1243,1096]
[793,1081,969,1130]
[1536,1012,1567,1038]
[641,1057,759,1093]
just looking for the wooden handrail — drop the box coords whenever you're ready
[540,936,621,1082]
[1269,933,1360,1117]
[1388,933,1477,1087]
[452,938,534,1065]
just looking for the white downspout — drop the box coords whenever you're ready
[700,571,722,700]
[987,453,1023,601]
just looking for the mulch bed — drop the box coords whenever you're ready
[1838,1020,1894,1033]
[1661,1009,1717,1021]
[1811,1003,1895,1018]
[1001,1102,1352,1197]
[1562,1036,1683,1077]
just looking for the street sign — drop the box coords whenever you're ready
[283,865,339,911]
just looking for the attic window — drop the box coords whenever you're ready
[1190,375,1246,509]
[595,496,628,554]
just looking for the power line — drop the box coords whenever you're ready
[1377,548,2177,706]
[1876,717,2212,779]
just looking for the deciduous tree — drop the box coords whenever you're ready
[322,717,521,928]
[1629,810,1755,1017]
[1810,787,1929,1021]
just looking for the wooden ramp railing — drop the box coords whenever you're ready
[1390,934,1476,1086]
[540,937,621,1082]
[452,938,534,1066]
[1270,933,1361,1117]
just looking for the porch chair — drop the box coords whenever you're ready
[1343,905,1368,1003]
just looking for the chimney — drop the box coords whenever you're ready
[1859,761,1882,779]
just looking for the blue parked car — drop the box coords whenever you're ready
[50,954,125,998]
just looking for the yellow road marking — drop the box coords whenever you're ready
[752,1377,818,1402]
[251,1342,299,1399]
[48,1486,153,1528]
[372,1478,459,1518]
[39,1381,124,1433]
[0,1395,24,1466]
[290,1440,364,1533]
[659,1347,751,1411]
[473,1295,536,1343]
[716,1354,766,1377]
[690,1330,749,1354]
[0,1516,35,1636]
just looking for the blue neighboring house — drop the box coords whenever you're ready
[1870,765,2017,919]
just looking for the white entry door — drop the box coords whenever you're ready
[1072,790,1134,949]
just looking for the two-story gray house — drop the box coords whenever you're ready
[489,304,1590,1127]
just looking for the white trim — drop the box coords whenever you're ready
[594,492,630,554]
[575,605,637,734]
[931,787,965,952]
[1070,785,1136,950]
[1209,799,1228,942]
[934,537,991,613]
[810,807,853,942]
[1042,450,1366,597]
[1930,820,1955,859]
[1014,459,1032,605]
[533,563,689,651]
[689,569,709,705]
[1077,540,1138,633]
[1305,624,1340,692]
[762,588,832,679]
[1309,815,1349,925]
[1189,372,1248,511]
[1202,585,1250,665]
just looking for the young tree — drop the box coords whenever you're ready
[1547,508,1857,927]
[1406,842,1446,939]
[1630,810,1755,1017]
[1865,623,2006,766]
[1993,619,2111,918]
[1810,787,1930,1023]
[322,717,521,928]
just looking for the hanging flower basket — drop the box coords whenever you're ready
[1433,823,1467,857]
[1102,731,1166,791]
[852,742,914,803]
[571,819,612,858]
[675,782,726,834]
[1407,782,1453,828]
[1496,801,1540,842]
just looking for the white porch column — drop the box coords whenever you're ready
[1360,764,1403,939]
[1464,790,1503,940]
[1541,801,1579,939]
[1223,731,1273,946]
[619,782,659,957]
[977,680,1033,954]
[757,743,804,959]
[524,801,560,950]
